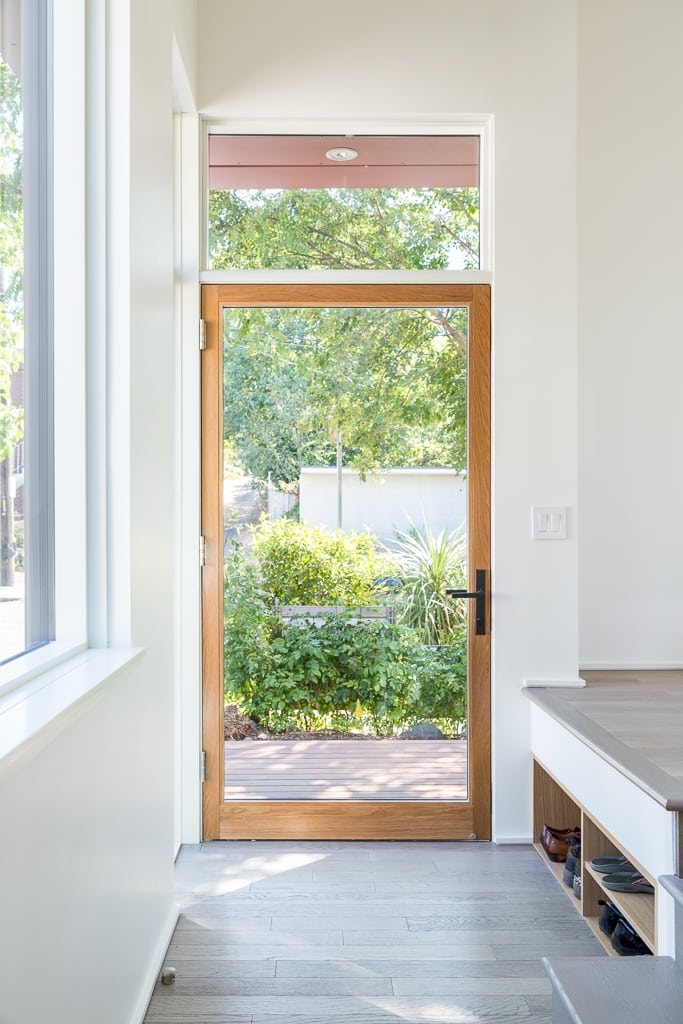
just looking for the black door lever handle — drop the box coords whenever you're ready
[446,569,487,636]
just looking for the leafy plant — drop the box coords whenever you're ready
[209,187,480,272]
[223,520,468,735]
[389,523,467,645]
[409,634,467,724]
[250,517,390,606]
[222,303,469,489]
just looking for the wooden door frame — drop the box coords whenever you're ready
[201,283,491,840]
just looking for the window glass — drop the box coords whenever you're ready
[0,0,53,665]
[0,39,25,662]
[207,135,480,271]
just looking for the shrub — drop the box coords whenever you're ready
[389,523,466,645]
[409,631,468,724]
[12,519,24,569]
[223,521,468,735]
[251,517,390,606]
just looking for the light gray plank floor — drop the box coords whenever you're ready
[144,841,604,1024]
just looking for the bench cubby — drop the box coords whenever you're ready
[533,758,656,954]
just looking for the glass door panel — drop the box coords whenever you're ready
[202,284,490,840]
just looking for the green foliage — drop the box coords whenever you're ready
[12,518,23,568]
[223,304,468,486]
[223,522,467,734]
[0,57,24,461]
[225,599,467,735]
[390,524,467,645]
[409,635,467,723]
[250,518,388,606]
[223,541,275,696]
[209,187,479,272]
[240,617,416,734]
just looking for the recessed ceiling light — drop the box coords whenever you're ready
[325,147,359,162]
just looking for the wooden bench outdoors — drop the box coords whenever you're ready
[274,604,395,625]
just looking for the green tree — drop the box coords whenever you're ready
[0,57,23,462]
[0,57,24,589]
[209,187,479,271]
[214,187,475,488]
[223,304,468,487]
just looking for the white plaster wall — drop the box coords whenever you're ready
[171,0,198,95]
[0,2,197,1022]
[577,0,683,668]
[0,662,177,1024]
[198,0,579,840]
[299,468,467,543]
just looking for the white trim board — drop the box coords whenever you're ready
[201,114,494,274]
[580,663,683,671]
[200,269,493,285]
[524,678,585,688]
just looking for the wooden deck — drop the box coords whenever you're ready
[224,738,468,801]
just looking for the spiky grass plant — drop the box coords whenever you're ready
[389,523,467,646]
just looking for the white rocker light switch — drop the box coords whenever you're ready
[532,506,567,540]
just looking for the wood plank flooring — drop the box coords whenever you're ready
[224,740,468,802]
[144,841,604,1023]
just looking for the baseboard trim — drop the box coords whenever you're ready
[132,902,179,1024]
[580,663,683,671]
[523,677,585,688]
[494,836,533,845]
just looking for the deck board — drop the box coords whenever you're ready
[224,738,468,801]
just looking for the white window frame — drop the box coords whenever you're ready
[200,116,494,277]
[0,0,130,696]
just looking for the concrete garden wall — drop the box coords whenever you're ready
[299,467,466,543]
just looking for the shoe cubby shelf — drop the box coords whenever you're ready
[533,758,657,955]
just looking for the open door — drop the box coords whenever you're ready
[202,283,490,840]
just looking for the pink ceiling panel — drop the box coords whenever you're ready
[208,135,479,190]
[209,164,479,189]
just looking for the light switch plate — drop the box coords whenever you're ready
[531,505,567,540]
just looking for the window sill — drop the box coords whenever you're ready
[0,647,145,768]
[0,641,89,697]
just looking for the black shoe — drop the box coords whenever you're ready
[563,850,580,887]
[610,918,652,956]
[597,899,621,937]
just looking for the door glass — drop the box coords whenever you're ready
[223,306,470,802]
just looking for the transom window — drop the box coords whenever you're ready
[207,134,480,271]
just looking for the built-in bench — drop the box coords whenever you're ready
[543,868,683,1021]
[526,678,682,954]
[526,675,683,1022]
[543,955,683,1024]
[663,875,683,957]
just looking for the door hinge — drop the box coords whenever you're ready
[199,319,207,350]
[200,750,207,782]
[199,535,207,567]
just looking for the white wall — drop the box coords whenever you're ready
[0,662,176,1024]
[0,2,198,1022]
[577,0,683,668]
[198,0,579,840]
[299,468,467,543]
